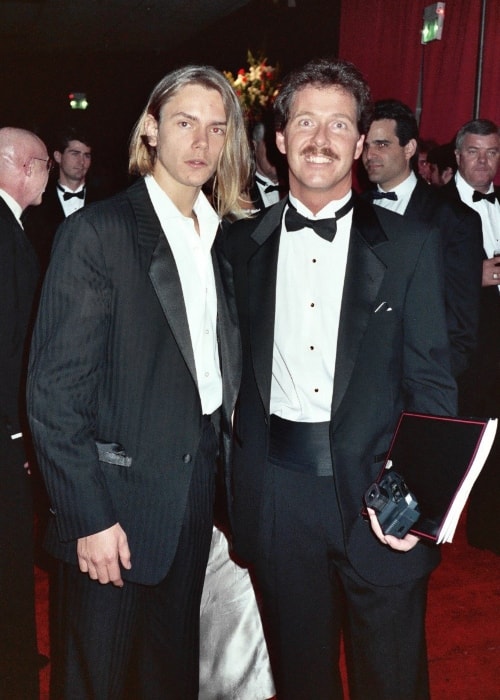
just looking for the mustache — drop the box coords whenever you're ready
[301,145,338,160]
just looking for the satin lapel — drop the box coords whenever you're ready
[127,179,198,387]
[332,197,388,416]
[212,243,241,417]
[248,201,286,414]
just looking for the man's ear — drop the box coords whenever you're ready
[53,150,62,165]
[404,138,418,160]
[23,160,34,177]
[276,131,286,156]
[354,133,365,161]
[144,114,159,147]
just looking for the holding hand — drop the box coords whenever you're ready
[482,257,500,287]
[367,507,420,552]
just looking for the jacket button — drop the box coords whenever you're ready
[182,454,192,464]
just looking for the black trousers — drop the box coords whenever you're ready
[0,432,39,699]
[253,452,430,700]
[49,419,217,700]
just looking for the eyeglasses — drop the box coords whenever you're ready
[25,156,54,172]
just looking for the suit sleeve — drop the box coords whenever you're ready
[442,206,483,377]
[402,226,458,416]
[27,213,117,542]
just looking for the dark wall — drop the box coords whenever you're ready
[1,0,340,193]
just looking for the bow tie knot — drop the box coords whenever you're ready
[370,190,398,201]
[256,176,280,194]
[58,184,85,201]
[472,190,496,204]
[284,197,354,242]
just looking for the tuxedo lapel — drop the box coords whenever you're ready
[248,202,286,413]
[127,179,198,387]
[404,180,429,219]
[212,245,241,418]
[332,198,388,415]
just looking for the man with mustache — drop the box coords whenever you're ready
[218,58,456,699]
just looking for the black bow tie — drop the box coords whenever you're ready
[472,190,496,204]
[58,184,85,201]
[370,190,398,201]
[256,176,280,194]
[285,197,354,242]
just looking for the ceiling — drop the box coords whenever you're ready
[0,0,251,53]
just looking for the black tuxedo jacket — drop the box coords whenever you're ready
[0,198,39,436]
[219,194,457,586]
[366,180,484,377]
[442,179,500,413]
[23,179,98,273]
[27,178,241,585]
[0,197,40,695]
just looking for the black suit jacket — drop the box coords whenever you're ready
[23,179,98,273]
[219,194,457,586]
[0,198,39,436]
[442,179,500,413]
[366,180,484,377]
[0,197,40,695]
[27,178,241,585]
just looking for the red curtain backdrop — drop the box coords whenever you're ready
[339,0,500,146]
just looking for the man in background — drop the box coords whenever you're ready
[427,142,457,187]
[0,126,50,699]
[249,115,283,210]
[24,127,93,273]
[362,99,483,378]
[442,118,500,555]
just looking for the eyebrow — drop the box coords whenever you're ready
[171,110,227,126]
[291,110,357,127]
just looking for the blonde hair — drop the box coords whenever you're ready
[129,65,251,219]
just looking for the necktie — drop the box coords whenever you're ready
[58,184,85,201]
[285,197,354,242]
[472,190,496,204]
[256,176,280,194]
[370,190,398,201]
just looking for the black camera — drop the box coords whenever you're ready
[364,470,420,538]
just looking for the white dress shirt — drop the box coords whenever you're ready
[270,191,353,422]
[57,183,86,217]
[455,171,500,258]
[145,175,222,415]
[255,173,281,208]
[372,171,418,215]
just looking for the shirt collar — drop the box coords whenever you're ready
[288,190,352,219]
[145,174,220,246]
[378,171,417,199]
[455,170,495,204]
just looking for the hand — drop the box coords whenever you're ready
[367,507,420,552]
[77,523,131,586]
[482,257,500,287]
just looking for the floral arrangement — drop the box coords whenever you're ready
[224,51,279,122]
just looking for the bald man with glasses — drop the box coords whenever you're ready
[0,126,50,699]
